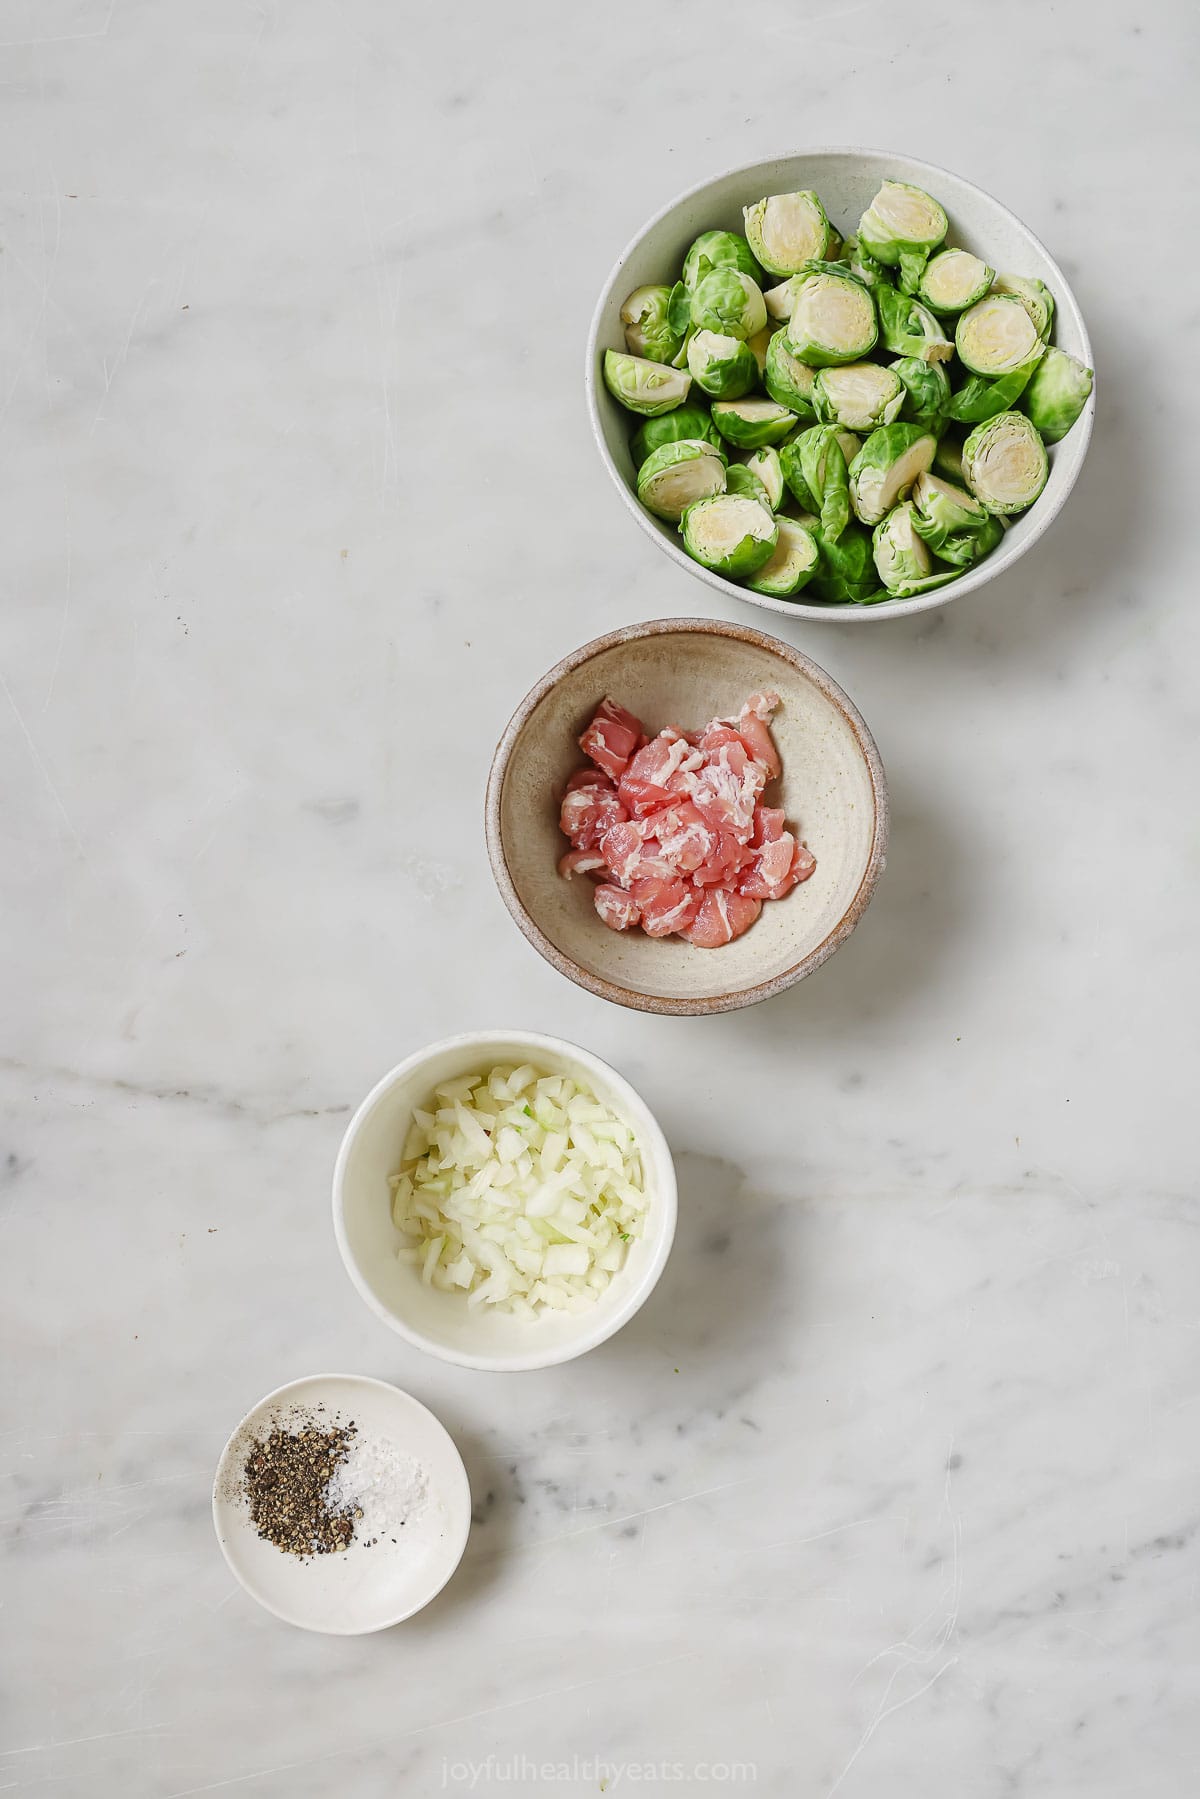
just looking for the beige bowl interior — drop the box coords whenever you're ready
[489,622,887,1013]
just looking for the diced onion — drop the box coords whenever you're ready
[389,1064,647,1315]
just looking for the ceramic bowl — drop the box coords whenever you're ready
[586,147,1094,622]
[212,1373,471,1634]
[333,1031,677,1371]
[485,618,887,1013]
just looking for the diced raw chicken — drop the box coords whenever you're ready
[686,740,765,843]
[691,829,753,888]
[579,698,644,782]
[599,819,675,886]
[750,806,786,847]
[629,876,701,939]
[618,731,704,818]
[735,693,782,780]
[739,834,817,900]
[559,779,627,852]
[683,888,763,948]
[594,884,641,931]
[651,800,717,874]
[558,848,607,880]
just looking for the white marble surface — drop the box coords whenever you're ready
[1,1,1197,1793]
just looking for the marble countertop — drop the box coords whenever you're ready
[2,2,1195,1794]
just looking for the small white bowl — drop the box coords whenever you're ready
[586,147,1094,623]
[211,1373,471,1634]
[332,1032,677,1371]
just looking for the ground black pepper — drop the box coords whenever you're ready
[242,1416,359,1557]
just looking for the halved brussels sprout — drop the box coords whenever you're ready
[857,180,948,293]
[809,523,881,604]
[679,494,778,576]
[745,517,821,597]
[873,501,934,592]
[620,284,684,364]
[686,329,759,399]
[848,423,937,525]
[813,362,904,432]
[603,349,692,416]
[743,191,838,276]
[909,470,1003,565]
[891,356,951,432]
[961,411,1048,514]
[993,273,1055,340]
[781,425,851,543]
[764,331,818,416]
[917,249,994,315]
[833,429,862,467]
[945,352,1043,424]
[682,230,762,291]
[690,268,768,341]
[710,397,796,449]
[784,270,877,366]
[874,282,954,362]
[1022,345,1094,443]
[747,323,777,375]
[955,293,1041,377]
[631,403,721,464]
[744,445,785,510]
[725,463,771,508]
[636,440,727,521]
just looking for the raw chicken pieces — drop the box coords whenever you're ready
[557,692,816,948]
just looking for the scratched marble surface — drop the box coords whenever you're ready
[1,1,1197,1794]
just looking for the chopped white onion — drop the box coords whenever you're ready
[389,1064,647,1315]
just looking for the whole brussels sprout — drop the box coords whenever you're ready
[630,403,721,464]
[686,329,759,399]
[891,356,952,432]
[808,523,881,604]
[689,267,769,341]
[682,230,763,291]
[1022,346,1093,443]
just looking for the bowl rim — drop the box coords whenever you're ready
[331,1029,679,1369]
[210,1371,472,1633]
[585,144,1095,624]
[484,617,889,1014]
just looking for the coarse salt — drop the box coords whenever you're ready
[325,1428,429,1544]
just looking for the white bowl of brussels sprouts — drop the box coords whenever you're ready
[586,150,1094,621]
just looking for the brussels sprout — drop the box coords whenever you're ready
[784,270,877,366]
[764,331,818,416]
[857,180,948,293]
[874,282,954,362]
[932,434,965,482]
[993,273,1055,340]
[917,249,994,315]
[873,501,935,592]
[848,422,937,525]
[891,356,952,432]
[1022,345,1094,443]
[809,523,881,604]
[832,429,862,467]
[961,411,1048,514]
[686,329,759,399]
[955,293,1042,378]
[635,440,727,522]
[725,463,772,508]
[745,517,821,597]
[603,349,691,416]
[631,403,721,464]
[763,278,800,320]
[620,284,684,364]
[747,323,777,375]
[710,397,796,449]
[780,425,851,543]
[743,191,839,276]
[909,470,1003,565]
[944,352,1042,424]
[689,268,768,342]
[682,230,762,291]
[813,362,904,432]
[679,493,778,576]
[744,446,785,511]
[666,281,694,336]
[842,234,886,286]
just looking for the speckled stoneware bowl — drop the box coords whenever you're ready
[485,619,888,1015]
[586,148,1094,623]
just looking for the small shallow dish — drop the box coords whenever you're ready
[485,618,887,1014]
[212,1373,471,1634]
[586,147,1094,622]
[333,1031,677,1371]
